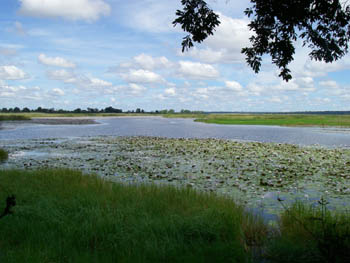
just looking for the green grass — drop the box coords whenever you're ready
[194,114,350,127]
[0,115,31,121]
[0,149,8,162]
[1,168,350,262]
[266,200,350,263]
[0,169,252,263]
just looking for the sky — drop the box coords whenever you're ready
[1,0,350,112]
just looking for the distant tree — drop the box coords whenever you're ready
[13,107,20,113]
[136,108,141,113]
[1,108,8,113]
[104,106,122,113]
[168,109,175,114]
[174,0,350,81]
[22,107,30,112]
[73,108,82,113]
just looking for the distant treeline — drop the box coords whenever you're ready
[0,107,203,114]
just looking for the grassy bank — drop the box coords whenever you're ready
[194,114,350,127]
[2,112,350,127]
[0,169,349,262]
[0,112,152,118]
[0,169,252,263]
[0,115,31,121]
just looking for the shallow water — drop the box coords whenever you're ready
[1,117,350,147]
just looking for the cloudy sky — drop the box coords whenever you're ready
[1,0,350,112]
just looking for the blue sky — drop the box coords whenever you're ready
[1,0,350,112]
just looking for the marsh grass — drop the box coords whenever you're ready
[0,115,31,121]
[195,114,350,127]
[0,169,253,263]
[0,149,8,162]
[266,199,350,263]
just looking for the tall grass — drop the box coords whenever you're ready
[266,199,350,263]
[0,115,31,121]
[0,169,251,263]
[195,114,350,127]
[0,149,8,162]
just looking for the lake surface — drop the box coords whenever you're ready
[1,117,350,147]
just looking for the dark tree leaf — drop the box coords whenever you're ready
[173,0,220,52]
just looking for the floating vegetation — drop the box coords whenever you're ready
[1,136,350,215]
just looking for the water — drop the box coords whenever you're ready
[0,117,350,147]
[1,117,350,147]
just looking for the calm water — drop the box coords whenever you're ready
[1,117,350,147]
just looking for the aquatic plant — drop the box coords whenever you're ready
[3,136,350,215]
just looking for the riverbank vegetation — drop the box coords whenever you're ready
[2,112,350,127]
[194,114,350,127]
[0,169,349,262]
[0,115,31,121]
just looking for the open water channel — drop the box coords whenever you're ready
[1,117,350,147]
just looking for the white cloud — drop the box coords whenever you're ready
[116,54,173,72]
[89,77,112,87]
[183,14,251,64]
[319,80,339,89]
[122,69,165,84]
[133,54,172,71]
[47,69,77,83]
[129,83,147,95]
[225,80,243,92]
[39,54,76,68]
[164,87,176,96]
[19,0,110,21]
[52,88,65,96]
[177,61,219,80]
[268,97,283,103]
[0,65,27,80]
[116,0,180,33]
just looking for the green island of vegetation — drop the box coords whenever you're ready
[193,114,350,127]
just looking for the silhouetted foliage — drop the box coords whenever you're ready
[0,195,16,220]
[173,0,220,52]
[174,0,350,81]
